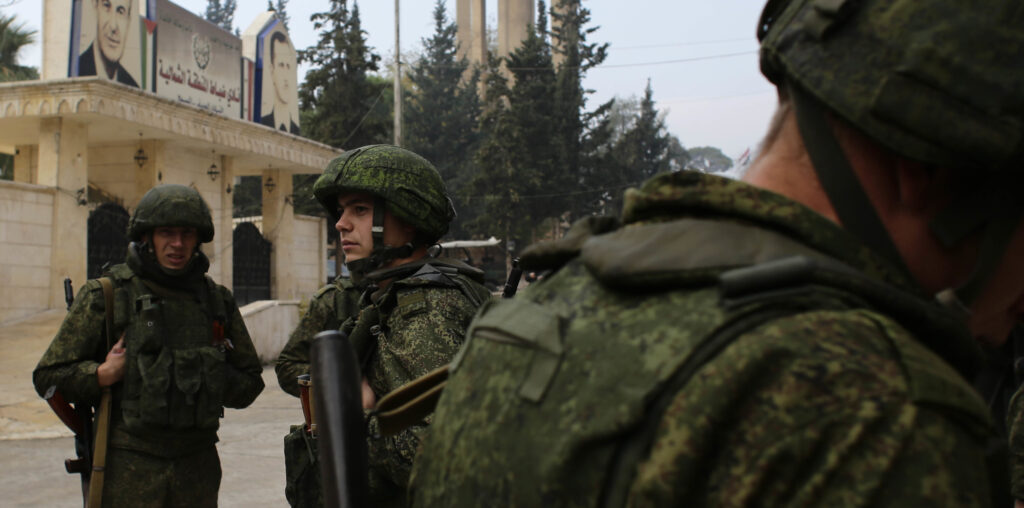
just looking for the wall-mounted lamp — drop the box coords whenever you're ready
[264,177,276,193]
[134,148,148,168]
[134,132,148,168]
[207,150,220,181]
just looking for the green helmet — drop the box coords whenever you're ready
[313,144,455,243]
[128,184,215,243]
[757,0,1024,306]
[758,0,1024,171]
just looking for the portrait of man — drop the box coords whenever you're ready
[259,30,300,135]
[77,0,140,88]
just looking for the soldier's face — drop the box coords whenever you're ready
[94,0,131,64]
[335,192,415,263]
[150,226,199,270]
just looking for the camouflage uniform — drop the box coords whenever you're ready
[276,277,362,398]
[410,171,999,507]
[275,277,360,508]
[33,185,265,508]
[355,258,491,506]
[311,145,492,506]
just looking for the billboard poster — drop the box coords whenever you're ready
[68,0,145,89]
[256,19,300,135]
[153,0,243,117]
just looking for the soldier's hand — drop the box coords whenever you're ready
[97,336,127,387]
[361,377,376,409]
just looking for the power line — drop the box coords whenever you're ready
[613,37,753,50]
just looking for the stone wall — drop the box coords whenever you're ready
[240,299,301,364]
[293,215,326,295]
[0,182,55,323]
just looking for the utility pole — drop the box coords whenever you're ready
[393,0,402,147]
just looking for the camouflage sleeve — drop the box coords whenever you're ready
[629,310,992,507]
[32,282,108,405]
[275,289,343,397]
[366,285,481,489]
[220,287,265,409]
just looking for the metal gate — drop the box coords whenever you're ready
[87,203,130,279]
[233,222,271,305]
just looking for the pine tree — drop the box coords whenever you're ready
[405,0,481,238]
[299,1,390,148]
[466,53,532,259]
[549,0,610,220]
[266,0,290,31]
[203,0,236,32]
[504,5,559,230]
[616,79,673,181]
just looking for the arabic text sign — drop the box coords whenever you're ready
[154,0,242,117]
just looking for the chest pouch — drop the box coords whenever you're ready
[121,287,228,432]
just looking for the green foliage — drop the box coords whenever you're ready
[465,53,531,248]
[404,0,482,239]
[203,0,236,32]
[687,146,733,173]
[0,13,37,83]
[232,176,262,218]
[616,79,673,181]
[266,0,290,31]
[299,0,391,149]
[291,174,321,216]
[549,0,611,221]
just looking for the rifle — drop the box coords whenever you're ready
[44,277,95,503]
[311,329,368,508]
[502,257,524,298]
[44,276,115,508]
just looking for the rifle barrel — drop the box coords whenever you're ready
[311,330,369,508]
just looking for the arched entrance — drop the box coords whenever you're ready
[87,203,130,279]
[233,221,271,305]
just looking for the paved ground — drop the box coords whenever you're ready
[0,310,300,507]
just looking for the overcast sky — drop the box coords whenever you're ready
[6,0,778,160]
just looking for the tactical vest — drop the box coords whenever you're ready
[102,264,232,433]
[412,217,1002,507]
[346,257,491,373]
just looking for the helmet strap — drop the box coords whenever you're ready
[346,197,415,284]
[790,84,913,280]
[930,173,1024,306]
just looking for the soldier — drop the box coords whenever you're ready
[312,145,491,506]
[276,273,360,507]
[33,184,265,508]
[410,1,1024,506]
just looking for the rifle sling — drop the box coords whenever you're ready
[372,365,450,437]
[87,277,116,508]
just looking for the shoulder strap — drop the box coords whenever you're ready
[98,278,115,351]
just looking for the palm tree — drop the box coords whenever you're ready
[0,13,37,83]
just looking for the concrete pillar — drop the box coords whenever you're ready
[456,0,487,71]
[38,118,89,308]
[262,169,295,300]
[131,140,161,208]
[42,0,72,80]
[550,0,569,69]
[498,0,534,59]
[218,155,235,290]
[13,145,36,183]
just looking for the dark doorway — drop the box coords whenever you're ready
[233,222,271,305]
[87,203,130,279]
